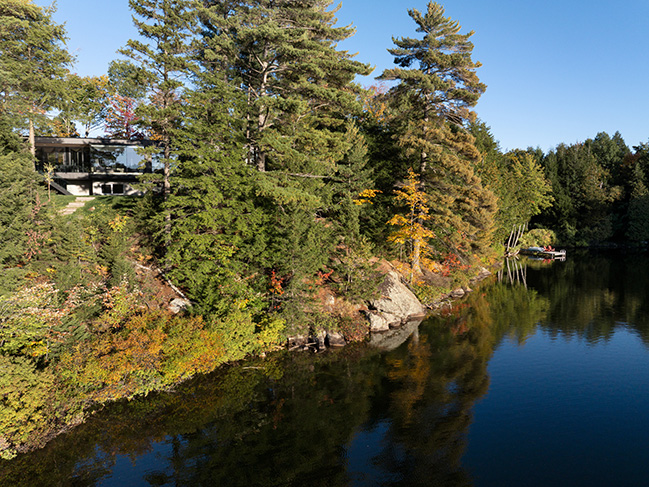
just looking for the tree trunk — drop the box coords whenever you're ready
[29,118,36,159]
[411,237,422,281]
[163,140,171,243]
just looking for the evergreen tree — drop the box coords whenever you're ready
[196,0,373,322]
[539,141,620,244]
[0,0,72,155]
[627,163,649,242]
[163,73,265,315]
[470,122,553,244]
[206,0,372,173]
[0,146,48,294]
[158,2,268,316]
[380,2,496,263]
[119,0,197,199]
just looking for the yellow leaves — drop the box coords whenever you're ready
[392,168,432,216]
[352,188,382,205]
[387,168,439,277]
[108,214,129,233]
[255,317,286,350]
[94,264,109,277]
[67,309,169,400]
[387,169,436,245]
[27,340,49,358]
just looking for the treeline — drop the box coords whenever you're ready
[477,128,649,246]
[536,133,649,246]
[3,0,531,323]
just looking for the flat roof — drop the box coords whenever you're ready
[33,136,155,148]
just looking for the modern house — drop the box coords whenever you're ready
[34,136,160,196]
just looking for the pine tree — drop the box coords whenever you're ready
[380,2,496,261]
[205,0,372,174]
[539,141,619,244]
[0,0,72,156]
[0,147,49,294]
[119,0,197,199]
[161,6,265,315]
[626,163,649,243]
[196,0,373,321]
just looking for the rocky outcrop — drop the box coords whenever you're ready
[287,266,492,350]
[367,271,427,332]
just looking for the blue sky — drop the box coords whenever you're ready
[38,0,649,152]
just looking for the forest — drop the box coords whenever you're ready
[1,0,648,460]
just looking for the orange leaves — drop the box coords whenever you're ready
[269,270,285,296]
[315,268,334,285]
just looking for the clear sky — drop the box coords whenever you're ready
[37,0,649,152]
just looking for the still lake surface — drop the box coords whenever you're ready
[3,251,649,486]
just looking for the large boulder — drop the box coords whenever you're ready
[368,271,427,329]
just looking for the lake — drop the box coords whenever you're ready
[3,251,649,486]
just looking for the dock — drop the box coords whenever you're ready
[519,248,566,260]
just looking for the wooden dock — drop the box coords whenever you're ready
[519,248,566,260]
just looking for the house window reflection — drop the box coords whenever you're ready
[91,145,144,173]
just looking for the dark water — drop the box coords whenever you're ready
[3,251,649,486]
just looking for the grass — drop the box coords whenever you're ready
[52,194,141,219]
[74,195,140,218]
[50,194,77,210]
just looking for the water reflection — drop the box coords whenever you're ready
[2,252,648,486]
[528,251,649,345]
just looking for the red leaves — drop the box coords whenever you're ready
[104,94,144,139]
[440,252,469,277]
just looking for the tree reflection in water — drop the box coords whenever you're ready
[1,267,552,487]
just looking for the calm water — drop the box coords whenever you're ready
[3,251,649,486]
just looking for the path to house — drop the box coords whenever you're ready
[60,196,95,216]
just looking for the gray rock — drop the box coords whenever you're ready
[368,311,389,332]
[369,271,427,322]
[314,330,327,350]
[470,267,491,283]
[450,288,465,299]
[326,332,346,347]
[169,298,191,314]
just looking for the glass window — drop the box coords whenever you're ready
[36,146,90,172]
[91,145,146,173]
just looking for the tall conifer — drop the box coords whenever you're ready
[198,0,373,319]
[380,2,496,261]
[0,0,72,156]
[120,0,197,199]
[626,163,649,243]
